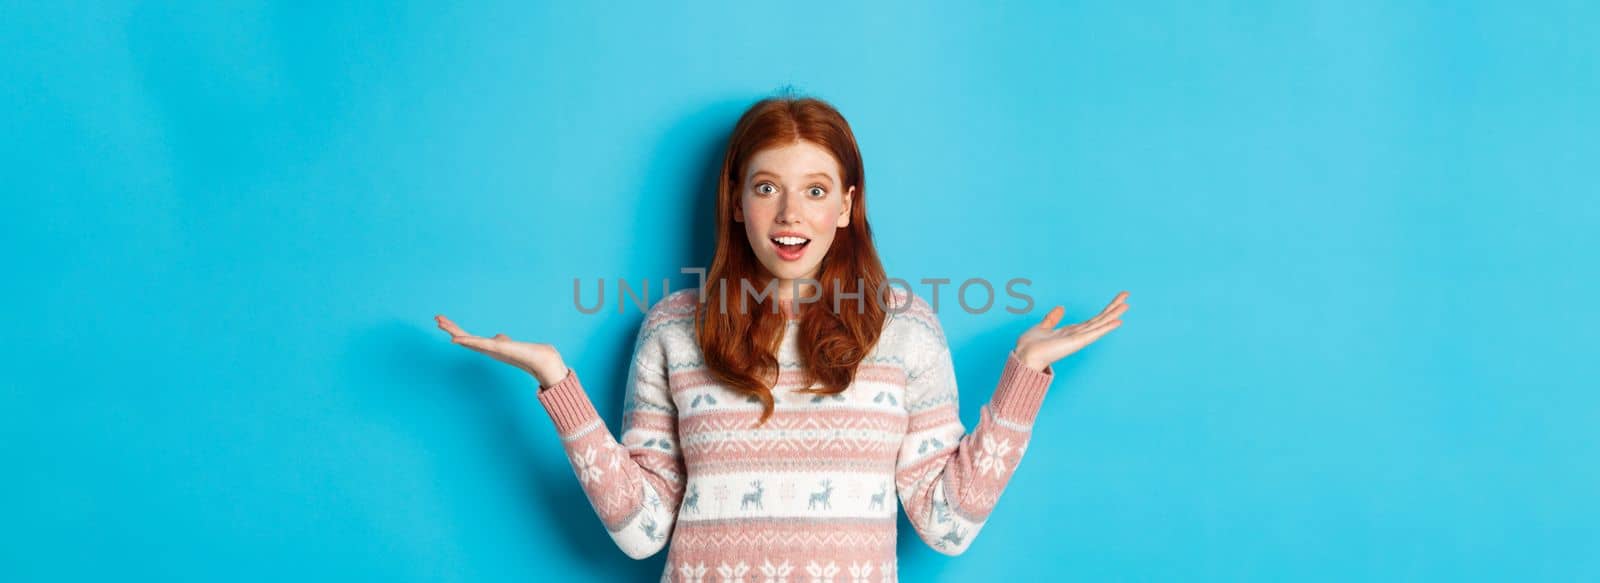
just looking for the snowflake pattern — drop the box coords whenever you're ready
[846,561,873,583]
[571,446,603,485]
[760,559,793,583]
[717,561,750,582]
[804,560,839,583]
[974,435,1013,478]
[678,561,707,583]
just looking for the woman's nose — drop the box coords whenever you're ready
[774,194,797,223]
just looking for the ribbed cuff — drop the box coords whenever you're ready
[989,350,1055,425]
[535,368,602,435]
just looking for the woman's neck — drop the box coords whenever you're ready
[773,278,819,302]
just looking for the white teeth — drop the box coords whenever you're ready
[773,236,810,245]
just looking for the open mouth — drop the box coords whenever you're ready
[770,236,811,261]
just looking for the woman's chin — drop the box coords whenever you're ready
[756,264,819,284]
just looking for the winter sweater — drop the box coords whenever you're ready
[535,287,1055,582]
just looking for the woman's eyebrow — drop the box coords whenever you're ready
[750,170,836,183]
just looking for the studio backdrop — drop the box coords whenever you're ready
[3,1,1596,581]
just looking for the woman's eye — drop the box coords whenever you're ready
[756,183,776,195]
[808,187,826,197]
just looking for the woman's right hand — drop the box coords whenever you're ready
[435,314,569,388]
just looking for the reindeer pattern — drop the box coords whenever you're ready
[868,482,888,511]
[936,524,967,550]
[739,481,764,510]
[682,484,700,514]
[807,480,835,510]
[694,476,914,517]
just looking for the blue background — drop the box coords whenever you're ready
[4,1,1596,581]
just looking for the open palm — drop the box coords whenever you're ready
[435,314,568,387]
[1014,291,1129,371]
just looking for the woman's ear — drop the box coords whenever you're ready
[836,186,855,228]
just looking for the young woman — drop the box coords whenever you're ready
[436,96,1129,581]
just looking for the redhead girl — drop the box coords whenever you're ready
[437,95,1129,581]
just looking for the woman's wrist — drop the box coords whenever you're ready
[1014,347,1050,372]
[534,362,570,390]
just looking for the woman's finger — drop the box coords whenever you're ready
[1081,300,1129,329]
[436,314,472,338]
[1079,318,1123,342]
[1076,300,1115,326]
[1091,302,1131,327]
[1037,306,1065,330]
[453,336,498,353]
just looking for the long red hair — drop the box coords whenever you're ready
[695,96,888,424]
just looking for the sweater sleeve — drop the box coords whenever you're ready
[894,305,1054,556]
[535,315,684,560]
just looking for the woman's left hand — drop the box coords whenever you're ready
[1014,291,1130,372]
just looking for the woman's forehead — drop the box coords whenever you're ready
[745,141,841,180]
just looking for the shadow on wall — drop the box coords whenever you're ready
[619,96,751,301]
[355,99,749,578]
[346,321,650,576]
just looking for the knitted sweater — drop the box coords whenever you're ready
[535,288,1055,582]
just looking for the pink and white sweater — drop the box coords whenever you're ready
[535,288,1055,582]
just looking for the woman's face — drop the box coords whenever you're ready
[734,140,855,289]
